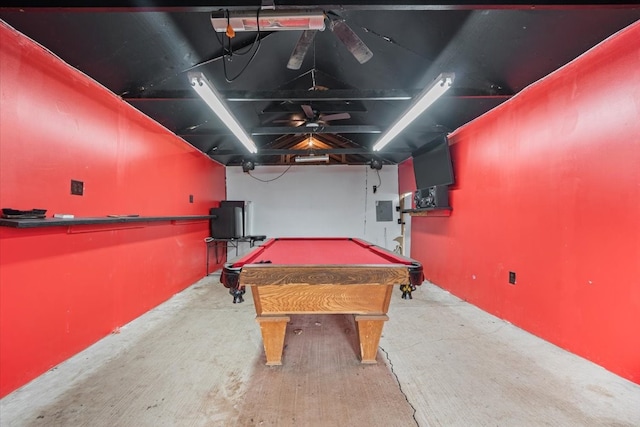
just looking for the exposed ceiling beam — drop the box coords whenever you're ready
[210,148,412,156]
[250,126,382,135]
[224,89,416,102]
[125,91,512,102]
[122,89,415,101]
[179,125,448,136]
[261,101,367,114]
[179,126,381,136]
[2,2,636,12]
[176,125,449,139]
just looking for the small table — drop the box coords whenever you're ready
[220,237,423,365]
[205,235,266,275]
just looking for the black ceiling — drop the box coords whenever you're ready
[1,2,639,167]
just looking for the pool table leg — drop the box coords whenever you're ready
[355,315,389,364]
[256,315,291,366]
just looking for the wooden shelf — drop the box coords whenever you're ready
[401,208,452,217]
[0,215,214,229]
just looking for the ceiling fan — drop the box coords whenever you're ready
[287,12,373,70]
[273,104,351,128]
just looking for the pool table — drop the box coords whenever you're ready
[220,237,424,365]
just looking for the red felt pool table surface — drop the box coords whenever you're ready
[231,237,415,266]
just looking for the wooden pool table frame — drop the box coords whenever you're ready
[240,264,409,365]
[238,262,416,365]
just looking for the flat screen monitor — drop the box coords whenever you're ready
[412,135,454,189]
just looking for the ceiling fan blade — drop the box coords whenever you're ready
[301,104,315,119]
[319,112,351,122]
[329,20,373,64]
[287,30,317,70]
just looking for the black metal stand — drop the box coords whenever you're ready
[205,235,266,275]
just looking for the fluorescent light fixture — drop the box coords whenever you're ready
[295,154,329,163]
[211,10,325,33]
[188,72,257,154]
[373,73,454,152]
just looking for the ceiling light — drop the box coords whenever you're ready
[295,154,329,163]
[211,10,326,33]
[188,72,257,154]
[373,73,454,152]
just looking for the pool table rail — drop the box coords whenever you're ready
[239,264,412,287]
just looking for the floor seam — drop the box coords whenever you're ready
[379,345,420,427]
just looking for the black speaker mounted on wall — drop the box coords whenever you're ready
[242,160,255,172]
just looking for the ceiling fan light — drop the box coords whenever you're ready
[373,73,454,152]
[211,10,326,33]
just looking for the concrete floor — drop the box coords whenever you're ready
[2,273,639,426]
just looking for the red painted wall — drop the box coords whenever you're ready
[400,21,640,383]
[0,23,226,397]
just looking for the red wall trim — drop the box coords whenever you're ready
[0,22,226,397]
[401,20,640,383]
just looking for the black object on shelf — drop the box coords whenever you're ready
[1,208,47,219]
[414,186,450,209]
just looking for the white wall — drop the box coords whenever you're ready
[225,164,402,254]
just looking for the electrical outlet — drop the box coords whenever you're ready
[509,271,516,285]
[189,194,194,203]
[70,180,84,196]
[373,185,377,194]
